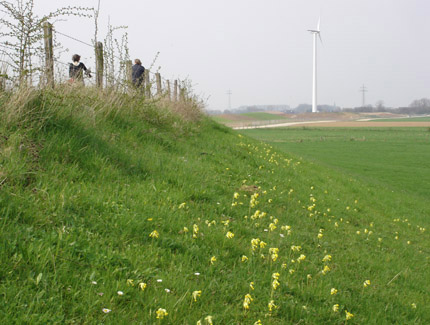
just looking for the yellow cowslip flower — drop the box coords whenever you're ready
[334,222,339,227]
[197,320,202,325]
[307,274,312,280]
[210,256,217,265]
[193,224,199,238]
[149,230,159,238]
[183,227,189,233]
[138,282,147,291]
[233,192,240,199]
[231,202,238,207]
[269,248,279,255]
[254,320,262,325]
[411,303,417,309]
[205,315,213,324]
[268,300,277,312]
[330,288,338,295]
[269,223,277,231]
[272,272,280,280]
[281,225,291,231]
[281,263,287,269]
[297,254,306,263]
[192,290,202,302]
[241,255,249,262]
[291,245,301,252]
[251,238,261,251]
[272,279,280,290]
[363,280,371,287]
[322,255,332,262]
[345,310,354,320]
[322,265,330,275]
[317,233,323,239]
[289,269,295,275]
[178,202,186,209]
[127,279,134,286]
[243,293,253,309]
[221,220,230,226]
[271,253,278,262]
[356,231,361,235]
[156,308,168,319]
[259,241,267,249]
[250,282,254,290]
[226,231,235,239]
[332,304,339,312]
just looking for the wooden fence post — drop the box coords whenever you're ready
[43,22,54,88]
[173,79,178,102]
[155,73,162,96]
[166,80,171,100]
[144,70,151,97]
[95,42,104,88]
[126,60,132,85]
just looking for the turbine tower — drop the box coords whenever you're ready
[308,19,322,113]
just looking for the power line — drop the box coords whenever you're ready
[359,84,368,107]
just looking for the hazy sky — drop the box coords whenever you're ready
[34,0,430,110]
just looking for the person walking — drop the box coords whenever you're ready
[132,59,145,88]
[69,54,91,84]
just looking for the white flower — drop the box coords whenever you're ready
[117,291,124,296]
[91,281,97,285]
[194,272,200,276]
[102,308,111,313]
[165,288,171,293]
[157,279,163,283]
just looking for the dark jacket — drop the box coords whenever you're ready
[132,64,145,87]
[69,62,88,80]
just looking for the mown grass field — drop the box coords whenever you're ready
[241,127,430,199]
[1,90,429,324]
[369,117,430,122]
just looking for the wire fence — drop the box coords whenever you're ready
[0,21,185,100]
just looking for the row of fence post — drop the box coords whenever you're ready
[42,22,184,101]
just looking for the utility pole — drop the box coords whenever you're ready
[360,84,368,107]
[227,89,232,110]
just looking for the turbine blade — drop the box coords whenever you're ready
[317,17,321,31]
[318,32,324,46]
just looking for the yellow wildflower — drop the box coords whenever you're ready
[254,320,262,325]
[322,265,330,275]
[193,224,199,238]
[226,231,235,239]
[411,303,417,309]
[345,310,354,320]
[183,227,189,233]
[322,255,332,262]
[269,223,277,231]
[138,282,147,291]
[363,280,371,287]
[332,304,339,312]
[330,288,338,295]
[251,238,261,251]
[250,282,254,290]
[156,308,168,319]
[205,315,213,324]
[317,233,323,239]
[259,241,267,249]
[149,230,159,238]
[126,279,134,286]
[178,202,186,209]
[210,256,217,265]
[297,254,306,263]
[268,300,277,312]
[233,192,240,199]
[241,255,249,262]
[272,279,280,290]
[243,293,253,310]
[192,290,202,302]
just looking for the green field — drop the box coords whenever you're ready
[1,90,430,324]
[370,117,430,122]
[241,127,430,199]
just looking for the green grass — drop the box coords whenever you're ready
[1,90,429,324]
[241,127,430,198]
[369,117,430,122]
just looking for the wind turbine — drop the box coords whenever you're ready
[308,18,322,113]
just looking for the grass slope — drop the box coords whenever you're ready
[1,90,429,324]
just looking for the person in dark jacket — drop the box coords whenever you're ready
[69,54,91,83]
[132,59,145,87]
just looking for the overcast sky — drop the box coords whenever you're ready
[34,0,430,110]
